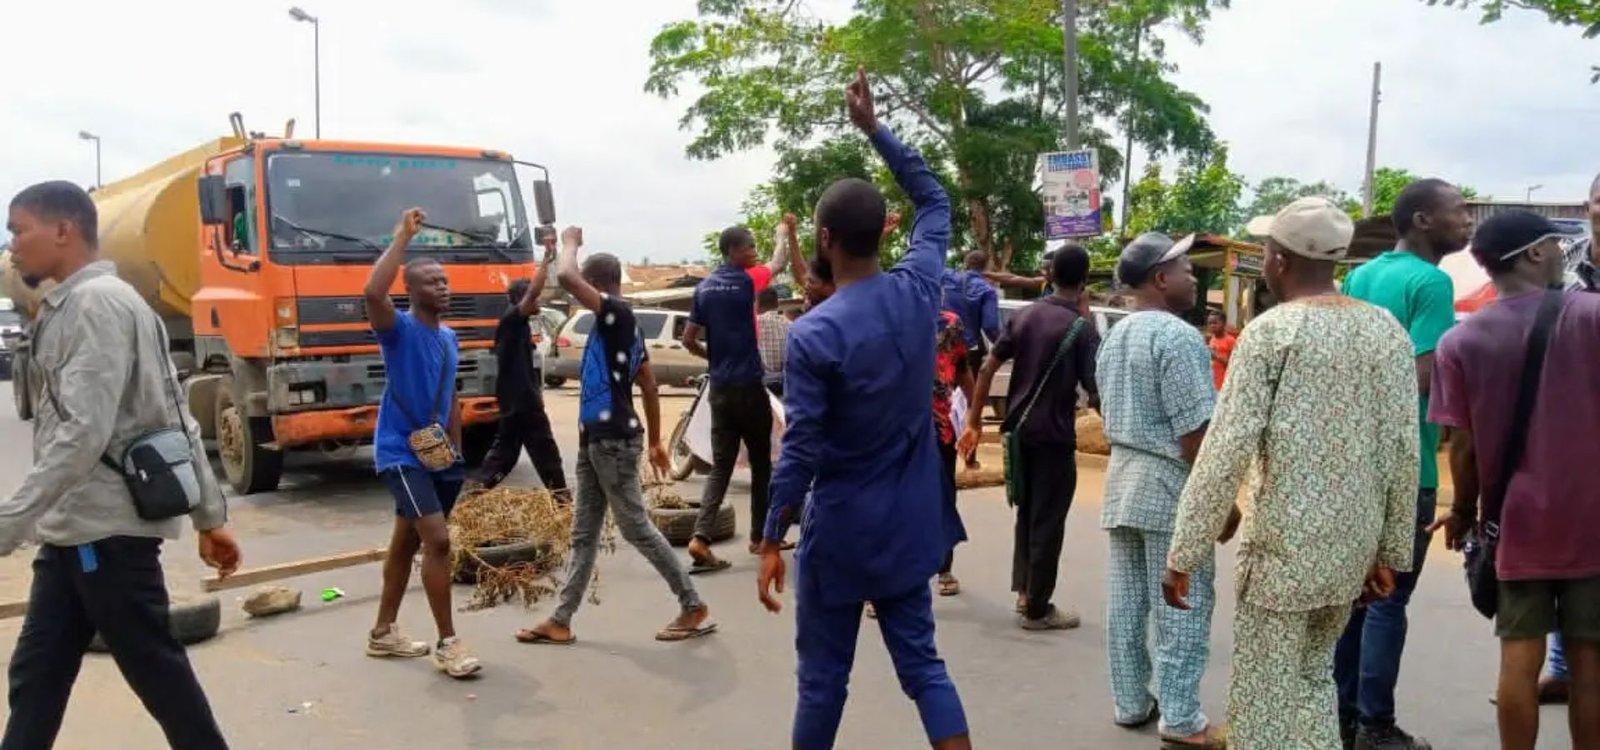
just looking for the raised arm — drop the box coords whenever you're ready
[764,214,794,279]
[782,213,807,290]
[517,238,558,317]
[554,226,605,314]
[364,208,424,333]
[846,67,949,286]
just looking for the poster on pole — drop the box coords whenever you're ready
[1040,150,1102,239]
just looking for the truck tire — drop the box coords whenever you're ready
[88,595,222,653]
[649,503,734,547]
[216,388,283,495]
[462,424,496,468]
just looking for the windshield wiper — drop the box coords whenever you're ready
[273,216,383,253]
[418,221,517,263]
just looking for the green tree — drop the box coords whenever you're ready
[1123,145,1245,238]
[1241,176,1358,228]
[1425,0,1600,79]
[648,0,1228,271]
[1368,167,1480,216]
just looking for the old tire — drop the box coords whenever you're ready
[88,595,222,653]
[543,374,566,388]
[461,424,496,469]
[649,503,734,547]
[216,388,283,495]
[452,540,548,584]
[668,414,708,481]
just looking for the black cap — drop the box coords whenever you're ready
[1117,232,1195,287]
[1470,210,1583,265]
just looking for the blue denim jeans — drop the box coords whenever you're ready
[1335,489,1436,727]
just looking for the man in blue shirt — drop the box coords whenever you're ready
[363,208,480,680]
[682,218,792,571]
[757,68,970,750]
[513,228,714,645]
[941,251,1000,371]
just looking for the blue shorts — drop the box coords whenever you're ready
[381,465,464,520]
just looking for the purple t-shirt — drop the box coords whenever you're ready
[1430,290,1600,581]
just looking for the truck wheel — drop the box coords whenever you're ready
[461,424,496,468]
[216,389,283,495]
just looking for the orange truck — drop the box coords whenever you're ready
[5,115,557,494]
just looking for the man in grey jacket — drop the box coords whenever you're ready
[1,181,240,749]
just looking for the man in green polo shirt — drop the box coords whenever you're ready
[1333,178,1471,750]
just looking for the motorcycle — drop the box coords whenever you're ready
[667,373,785,481]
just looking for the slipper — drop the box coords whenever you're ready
[655,621,718,642]
[689,558,732,575]
[937,575,961,596]
[514,629,576,646]
[1159,725,1228,749]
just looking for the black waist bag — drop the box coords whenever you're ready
[100,428,202,521]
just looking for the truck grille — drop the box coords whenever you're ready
[298,325,497,348]
[297,294,507,325]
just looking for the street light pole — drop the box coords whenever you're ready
[78,131,101,189]
[289,7,321,138]
[1527,184,1544,202]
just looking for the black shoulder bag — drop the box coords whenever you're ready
[1002,317,1086,508]
[1463,288,1563,618]
[39,308,202,521]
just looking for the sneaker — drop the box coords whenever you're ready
[366,624,430,658]
[1019,605,1081,631]
[1354,723,1431,750]
[434,637,483,679]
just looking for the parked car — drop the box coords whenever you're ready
[0,306,20,382]
[548,307,706,387]
[984,300,1129,421]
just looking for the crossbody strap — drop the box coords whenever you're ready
[1482,288,1563,532]
[390,330,453,430]
[1013,317,1086,431]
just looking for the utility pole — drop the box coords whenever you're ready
[1062,0,1080,149]
[1361,62,1382,218]
[289,7,321,138]
[1120,25,1143,231]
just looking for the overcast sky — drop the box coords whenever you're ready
[1,0,1595,259]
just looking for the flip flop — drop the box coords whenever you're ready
[655,621,718,642]
[1159,725,1228,749]
[689,558,732,575]
[937,575,961,596]
[514,629,576,646]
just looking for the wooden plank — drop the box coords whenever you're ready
[0,600,29,621]
[202,548,387,592]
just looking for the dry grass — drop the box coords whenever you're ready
[448,486,615,611]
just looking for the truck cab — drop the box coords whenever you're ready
[188,137,554,493]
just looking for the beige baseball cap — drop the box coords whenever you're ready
[1244,197,1354,261]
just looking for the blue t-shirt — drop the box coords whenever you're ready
[374,311,459,472]
[690,264,769,387]
[580,295,647,441]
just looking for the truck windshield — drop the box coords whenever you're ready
[264,152,531,258]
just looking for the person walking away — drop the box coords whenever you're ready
[1164,197,1419,750]
[942,250,999,374]
[960,246,1100,631]
[1334,178,1472,750]
[1426,210,1600,750]
[473,238,568,497]
[363,207,481,679]
[682,214,794,570]
[515,228,716,646]
[757,67,970,750]
[1204,309,1235,391]
[757,287,790,396]
[0,181,240,749]
[1097,232,1228,748]
[932,311,974,597]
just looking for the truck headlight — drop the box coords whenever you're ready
[274,326,299,349]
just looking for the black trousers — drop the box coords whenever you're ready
[1010,440,1077,620]
[939,440,958,575]
[696,382,773,545]
[3,537,228,750]
[479,374,568,492]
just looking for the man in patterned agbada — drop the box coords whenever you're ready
[1163,198,1419,750]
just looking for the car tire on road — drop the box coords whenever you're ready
[88,595,222,653]
[649,503,734,547]
[452,540,548,584]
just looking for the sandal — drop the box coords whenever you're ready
[655,620,718,642]
[514,628,576,646]
[1159,725,1228,749]
[688,558,732,575]
[937,574,961,596]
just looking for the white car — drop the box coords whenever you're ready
[984,300,1129,421]
[548,307,706,387]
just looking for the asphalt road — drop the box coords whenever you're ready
[0,381,1565,749]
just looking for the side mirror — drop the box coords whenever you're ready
[532,180,556,226]
[197,175,228,226]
